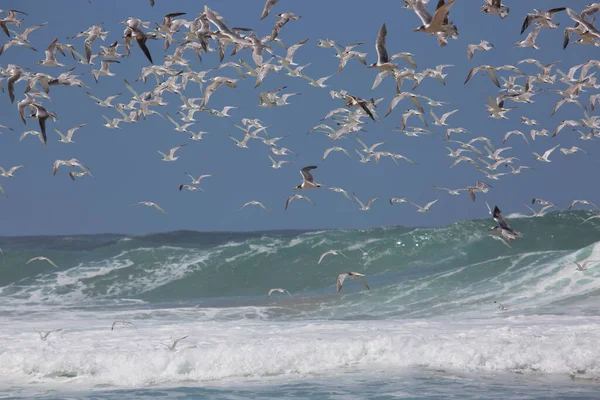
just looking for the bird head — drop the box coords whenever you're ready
[412,26,426,33]
[293,185,301,190]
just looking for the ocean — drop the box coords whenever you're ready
[1,211,600,399]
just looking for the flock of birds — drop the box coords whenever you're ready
[2,0,600,302]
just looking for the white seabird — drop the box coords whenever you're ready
[26,256,58,269]
[336,272,370,292]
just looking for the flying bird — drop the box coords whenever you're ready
[161,335,188,351]
[266,288,291,299]
[38,329,62,340]
[294,166,322,190]
[285,194,315,210]
[336,272,370,292]
[133,201,166,214]
[111,321,138,331]
[240,201,270,212]
[26,256,58,269]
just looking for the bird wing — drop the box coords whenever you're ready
[412,0,433,25]
[173,335,189,348]
[375,23,388,64]
[285,195,295,210]
[352,192,365,208]
[300,166,317,183]
[543,144,559,159]
[431,0,455,27]
[318,251,331,265]
[356,275,370,290]
[336,273,347,292]
[44,258,59,268]
[424,199,438,209]
[260,0,279,20]
[169,145,185,157]
[258,202,270,212]
[366,197,379,208]
[153,204,167,214]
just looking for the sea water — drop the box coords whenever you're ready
[1,211,600,399]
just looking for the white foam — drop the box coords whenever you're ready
[1,314,599,393]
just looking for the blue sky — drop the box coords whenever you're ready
[0,0,596,235]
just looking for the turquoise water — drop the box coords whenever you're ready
[1,211,600,399]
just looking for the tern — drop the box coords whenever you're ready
[503,130,529,145]
[532,198,553,206]
[179,184,202,192]
[55,124,85,144]
[433,186,465,196]
[467,181,492,202]
[494,301,508,310]
[133,201,166,214]
[92,60,120,82]
[408,199,439,213]
[574,260,598,271]
[87,92,121,108]
[520,116,538,126]
[29,104,57,146]
[368,23,396,71]
[0,164,24,177]
[53,158,90,176]
[582,214,600,224]
[515,26,541,49]
[569,200,598,210]
[352,193,379,211]
[0,22,46,55]
[269,156,292,169]
[521,7,566,34]
[166,113,195,133]
[336,272,370,292]
[533,144,559,163]
[467,40,495,61]
[69,171,90,181]
[323,146,352,161]
[185,173,214,185]
[240,201,270,212]
[294,166,322,190]
[489,205,519,240]
[560,146,586,156]
[429,108,458,126]
[409,0,457,36]
[285,194,315,210]
[328,187,355,204]
[260,0,280,20]
[38,36,64,67]
[161,335,188,351]
[525,204,554,217]
[481,0,510,19]
[26,256,58,269]
[266,288,291,299]
[38,329,62,340]
[189,131,213,141]
[111,321,138,331]
[159,144,185,162]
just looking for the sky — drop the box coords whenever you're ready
[0,0,597,236]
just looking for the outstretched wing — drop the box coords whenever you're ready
[375,23,388,64]
[300,166,317,183]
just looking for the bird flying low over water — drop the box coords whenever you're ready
[26,256,58,269]
[266,288,291,299]
[336,272,370,292]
